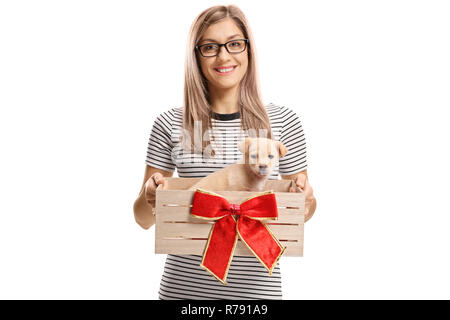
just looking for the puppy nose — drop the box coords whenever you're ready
[259,165,267,169]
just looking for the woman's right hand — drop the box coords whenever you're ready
[144,172,168,214]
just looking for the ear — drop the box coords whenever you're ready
[238,137,250,154]
[276,141,288,158]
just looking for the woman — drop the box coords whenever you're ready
[133,4,316,300]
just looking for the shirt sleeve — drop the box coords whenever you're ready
[278,106,308,175]
[145,109,176,172]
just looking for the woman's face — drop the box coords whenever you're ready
[197,18,248,92]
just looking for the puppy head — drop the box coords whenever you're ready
[238,137,288,177]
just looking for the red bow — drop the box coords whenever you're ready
[191,189,285,284]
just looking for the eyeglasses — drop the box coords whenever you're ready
[195,39,249,57]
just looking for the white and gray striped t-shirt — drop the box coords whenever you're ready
[146,103,307,300]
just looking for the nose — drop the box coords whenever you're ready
[217,45,231,58]
[259,165,267,170]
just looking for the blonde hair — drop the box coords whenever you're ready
[182,4,273,156]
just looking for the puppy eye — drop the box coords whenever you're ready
[250,154,257,159]
[268,154,274,159]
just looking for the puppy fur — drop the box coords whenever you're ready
[188,137,288,192]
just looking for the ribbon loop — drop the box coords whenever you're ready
[191,189,285,284]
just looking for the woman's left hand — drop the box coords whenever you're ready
[289,172,316,222]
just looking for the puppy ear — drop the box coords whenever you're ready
[277,141,288,158]
[238,137,250,154]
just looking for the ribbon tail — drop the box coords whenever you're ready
[237,216,285,275]
[200,215,237,285]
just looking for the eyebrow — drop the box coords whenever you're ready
[199,34,244,44]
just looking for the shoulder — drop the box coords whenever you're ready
[153,107,183,130]
[265,102,302,123]
[155,107,182,123]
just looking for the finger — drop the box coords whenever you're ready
[155,176,167,190]
[296,174,307,189]
[153,174,167,190]
[145,180,155,200]
[145,177,157,199]
[152,172,162,184]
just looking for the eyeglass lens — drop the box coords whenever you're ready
[200,40,246,56]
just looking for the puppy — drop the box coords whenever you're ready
[188,137,288,192]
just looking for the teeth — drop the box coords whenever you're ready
[217,67,234,73]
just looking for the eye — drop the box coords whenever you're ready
[268,154,274,159]
[203,44,218,52]
[250,154,257,159]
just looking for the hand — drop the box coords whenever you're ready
[289,173,316,222]
[144,172,168,214]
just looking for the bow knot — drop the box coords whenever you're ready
[191,189,285,285]
[229,203,241,215]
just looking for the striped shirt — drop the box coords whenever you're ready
[146,103,307,300]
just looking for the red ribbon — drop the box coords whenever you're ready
[191,189,285,284]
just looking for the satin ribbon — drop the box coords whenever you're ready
[191,189,285,285]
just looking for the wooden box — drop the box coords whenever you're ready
[155,178,305,256]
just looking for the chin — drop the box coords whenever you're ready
[213,82,240,90]
[255,170,270,178]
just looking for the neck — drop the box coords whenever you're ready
[209,85,240,114]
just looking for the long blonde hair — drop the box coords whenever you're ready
[182,4,273,156]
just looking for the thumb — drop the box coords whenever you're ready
[296,173,307,189]
[153,173,167,190]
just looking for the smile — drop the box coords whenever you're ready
[214,66,237,75]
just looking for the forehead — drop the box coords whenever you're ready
[200,18,244,43]
[249,140,276,153]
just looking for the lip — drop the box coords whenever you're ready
[214,65,237,76]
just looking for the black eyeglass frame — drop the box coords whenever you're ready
[195,39,249,57]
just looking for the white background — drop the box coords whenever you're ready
[1,0,449,299]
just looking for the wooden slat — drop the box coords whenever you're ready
[165,177,201,190]
[163,177,298,193]
[157,222,303,240]
[155,239,303,256]
[156,206,304,224]
[156,189,304,208]
[261,179,297,192]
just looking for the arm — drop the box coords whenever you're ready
[133,165,173,230]
[281,170,316,222]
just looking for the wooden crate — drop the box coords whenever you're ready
[155,177,305,256]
